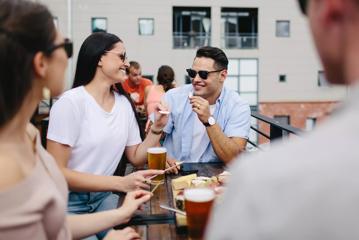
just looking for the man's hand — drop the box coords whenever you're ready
[189,96,211,124]
[166,157,180,174]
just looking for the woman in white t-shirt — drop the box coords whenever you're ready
[47,32,168,239]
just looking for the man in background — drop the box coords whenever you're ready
[122,61,152,116]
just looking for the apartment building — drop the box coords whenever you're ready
[44,0,347,132]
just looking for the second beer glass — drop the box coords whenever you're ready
[184,188,215,239]
[147,147,166,182]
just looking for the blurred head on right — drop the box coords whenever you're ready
[298,0,359,85]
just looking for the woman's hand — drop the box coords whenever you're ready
[104,227,141,240]
[120,169,164,192]
[120,190,153,222]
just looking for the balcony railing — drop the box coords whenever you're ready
[222,33,258,49]
[248,111,302,151]
[173,32,211,48]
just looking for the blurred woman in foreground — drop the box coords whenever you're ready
[0,0,149,239]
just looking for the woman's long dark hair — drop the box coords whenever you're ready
[0,0,56,127]
[72,32,144,139]
[157,65,175,92]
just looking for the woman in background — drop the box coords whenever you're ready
[145,65,176,117]
[0,0,151,239]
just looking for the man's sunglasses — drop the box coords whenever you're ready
[186,68,224,80]
[106,51,127,62]
[45,38,73,58]
[298,0,308,15]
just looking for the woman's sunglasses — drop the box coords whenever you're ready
[186,68,224,80]
[298,0,308,15]
[45,38,73,58]
[105,51,127,62]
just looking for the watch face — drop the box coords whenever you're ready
[208,116,215,125]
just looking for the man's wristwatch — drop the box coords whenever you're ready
[203,116,216,127]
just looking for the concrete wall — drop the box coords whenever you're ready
[43,0,348,103]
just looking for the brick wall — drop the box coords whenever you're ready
[256,101,339,144]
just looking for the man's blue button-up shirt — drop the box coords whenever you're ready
[162,84,251,163]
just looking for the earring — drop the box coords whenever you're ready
[42,87,51,100]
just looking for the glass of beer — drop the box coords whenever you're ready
[184,188,215,239]
[147,147,166,182]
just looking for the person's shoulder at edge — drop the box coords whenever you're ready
[0,154,26,192]
[0,124,38,192]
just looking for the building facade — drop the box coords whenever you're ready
[44,0,348,133]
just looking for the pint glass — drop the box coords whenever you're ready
[184,188,215,239]
[147,147,166,182]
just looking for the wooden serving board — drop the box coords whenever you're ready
[170,174,197,231]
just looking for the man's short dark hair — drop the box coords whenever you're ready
[126,61,140,74]
[195,46,228,70]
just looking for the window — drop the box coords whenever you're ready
[225,59,258,108]
[173,7,211,48]
[91,17,107,33]
[306,117,316,131]
[276,20,290,37]
[279,74,286,82]
[138,18,154,35]
[318,71,329,87]
[221,8,258,49]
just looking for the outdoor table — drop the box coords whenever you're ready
[116,162,225,239]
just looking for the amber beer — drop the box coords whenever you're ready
[184,188,215,239]
[147,147,166,182]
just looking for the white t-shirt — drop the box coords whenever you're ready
[47,86,141,176]
[190,105,216,162]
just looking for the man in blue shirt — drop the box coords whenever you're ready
[163,46,251,164]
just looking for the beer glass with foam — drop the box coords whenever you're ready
[184,188,215,239]
[147,147,166,182]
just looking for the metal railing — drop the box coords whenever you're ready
[248,111,302,150]
[173,32,211,48]
[221,33,258,49]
